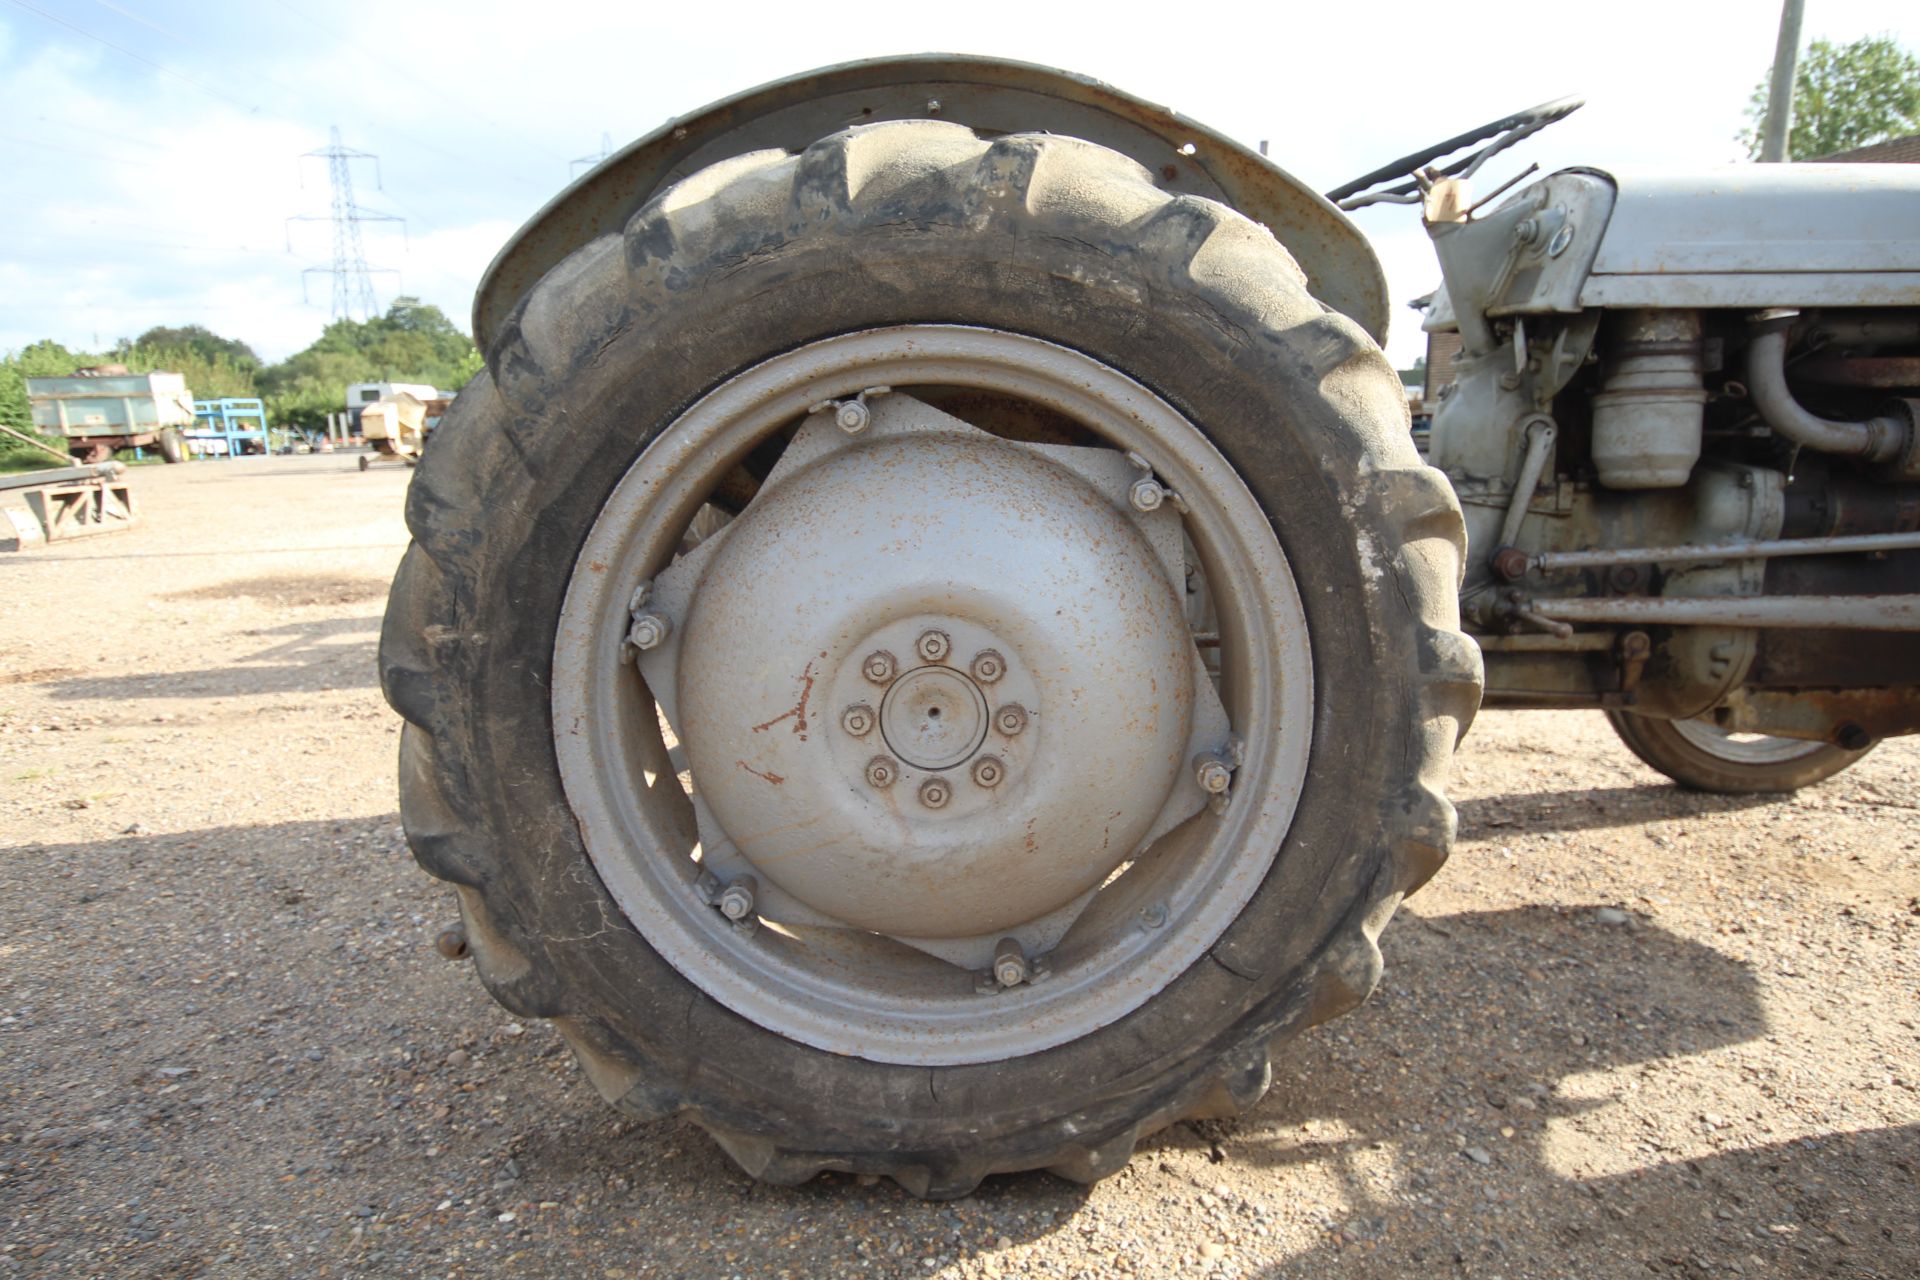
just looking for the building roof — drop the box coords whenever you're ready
[1815,133,1920,164]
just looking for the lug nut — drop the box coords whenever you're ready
[865,757,899,789]
[718,876,758,922]
[916,630,951,662]
[1194,754,1233,795]
[841,703,876,737]
[972,756,1004,788]
[835,400,871,434]
[862,650,897,683]
[970,649,1005,683]
[992,937,1030,988]
[918,777,951,809]
[994,704,1028,736]
[628,613,671,651]
[1128,477,1165,513]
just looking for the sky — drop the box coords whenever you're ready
[1,0,1915,370]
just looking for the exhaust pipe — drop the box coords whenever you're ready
[1747,309,1912,467]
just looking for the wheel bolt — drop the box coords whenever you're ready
[841,703,875,737]
[629,613,671,650]
[919,777,951,809]
[862,650,897,683]
[972,756,1004,788]
[994,704,1028,736]
[970,649,1005,683]
[865,757,899,789]
[835,400,871,434]
[718,876,757,922]
[993,937,1029,987]
[1194,754,1233,795]
[1129,477,1165,513]
[916,629,951,662]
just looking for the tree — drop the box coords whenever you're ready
[1741,35,1920,160]
[120,325,260,372]
[2,299,485,441]
[115,343,259,400]
[257,297,482,430]
[0,339,99,436]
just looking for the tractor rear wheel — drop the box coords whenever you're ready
[380,121,1480,1196]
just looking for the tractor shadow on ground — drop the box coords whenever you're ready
[16,809,1906,1276]
[513,904,1833,1275]
[162,573,392,608]
[1457,784,1776,838]
[1169,905,1915,1276]
[43,614,382,701]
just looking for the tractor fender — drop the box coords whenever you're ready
[472,54,1389,355]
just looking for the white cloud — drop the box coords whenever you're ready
[2,0,1915,369]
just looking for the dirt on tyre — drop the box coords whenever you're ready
[1605,709,1871,794]
[380,120,1481,1197]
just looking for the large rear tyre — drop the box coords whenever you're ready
[381,121,1480,1196]
[1605,709,1871,794]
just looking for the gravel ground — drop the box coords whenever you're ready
[1,455,1915,1279]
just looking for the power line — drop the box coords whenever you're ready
[8,228,295,257]
[0,129,168,170]
[287,128,403,320]
[571,132,615,178]
[2,0,261,114]
[269,0,572,169]
[16,0,550,195]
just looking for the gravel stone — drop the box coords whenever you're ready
[1,456,1914,1279]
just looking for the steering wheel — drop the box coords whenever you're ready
[1325,97,1583,212]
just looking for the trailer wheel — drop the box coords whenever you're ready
[157,427,187,464]
[381,121,1480,1196]
[1605,710,1871,793]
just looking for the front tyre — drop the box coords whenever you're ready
[380,121,1480,1196]
[1605,710,1871,793]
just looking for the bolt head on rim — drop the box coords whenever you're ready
[993,938,1030,987]
[835,400,871,434]
[1195,755,1233,794]
[862,651,897,683]
[629,613,670,650]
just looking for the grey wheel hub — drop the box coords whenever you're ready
[654,414,1203,942]
[551,327,1312,1064]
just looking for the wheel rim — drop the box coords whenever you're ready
[552,326,1312,1065]
[1670,717,1832,766]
